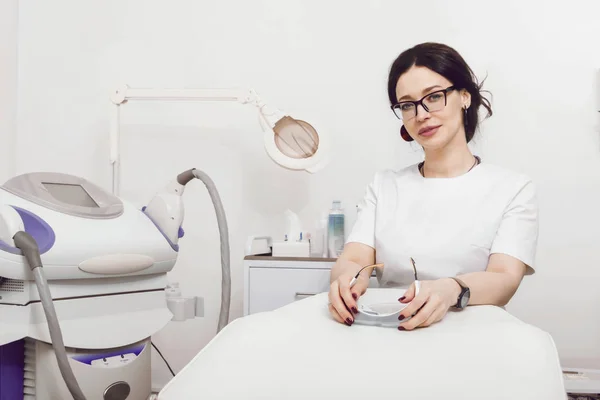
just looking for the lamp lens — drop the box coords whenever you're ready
[273,116,319,159]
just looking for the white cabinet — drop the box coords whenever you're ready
[247,267,331,314]
[243,256,378,316]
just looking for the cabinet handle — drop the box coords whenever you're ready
[295,292,320,299]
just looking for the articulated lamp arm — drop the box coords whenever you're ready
[108,85,327,196]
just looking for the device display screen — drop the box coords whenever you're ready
[42,182,99,208]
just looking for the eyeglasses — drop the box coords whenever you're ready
[391,86,456,122]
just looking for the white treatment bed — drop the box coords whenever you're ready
[158,288,566,400]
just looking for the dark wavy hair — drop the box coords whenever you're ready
[387,42,492,143]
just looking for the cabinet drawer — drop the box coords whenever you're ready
[248,267,331,314]
[247,267,379,315]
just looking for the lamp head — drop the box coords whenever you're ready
[257,105,329,173]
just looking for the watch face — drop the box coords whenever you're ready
[460,289,471,309]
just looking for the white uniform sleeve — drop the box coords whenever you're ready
[345,172,379,249]
[490,179,539,274]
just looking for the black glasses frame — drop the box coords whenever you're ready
[391,86,456,120]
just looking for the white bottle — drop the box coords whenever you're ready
[312,213,328,258]
[327,201,345,258]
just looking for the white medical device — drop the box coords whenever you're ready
[0,171,180,400]
[349,261,420,328]
[0,86,329,400]
[353,281,421,328]
[354,293,416,328]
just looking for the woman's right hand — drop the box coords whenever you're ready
[327,242,377,326]
[328,269,370,326]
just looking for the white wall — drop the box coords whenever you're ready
[15,0,600,387]
[0,0,18,182]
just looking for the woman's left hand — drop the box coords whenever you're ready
[397,278,461,331]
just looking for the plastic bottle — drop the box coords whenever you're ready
[327,201,345,258]
[312,213,328,258]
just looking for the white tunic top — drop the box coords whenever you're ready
[346,161,539,288]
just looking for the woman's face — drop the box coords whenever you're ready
[394,66,470,150]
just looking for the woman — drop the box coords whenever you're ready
[328,42,539,331]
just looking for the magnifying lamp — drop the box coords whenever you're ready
[109,86,329,196]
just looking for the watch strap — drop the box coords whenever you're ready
[451,277,467,289]
[450,277,468,308]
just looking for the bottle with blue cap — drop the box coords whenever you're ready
[327,200,345,258]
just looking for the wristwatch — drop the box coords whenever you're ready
[450,277,470,310]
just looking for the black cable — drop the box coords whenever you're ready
[353,263,384,280]
[151,341,175,377]
[410,257,419,280]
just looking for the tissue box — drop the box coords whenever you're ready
[272,241,310,257]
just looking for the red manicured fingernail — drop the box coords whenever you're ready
[345,318,353,326]
[398,296,405,301]
[352,293,358,300]
[352,307,358,314]
[398,315,405,321]
[398,326,405,331]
